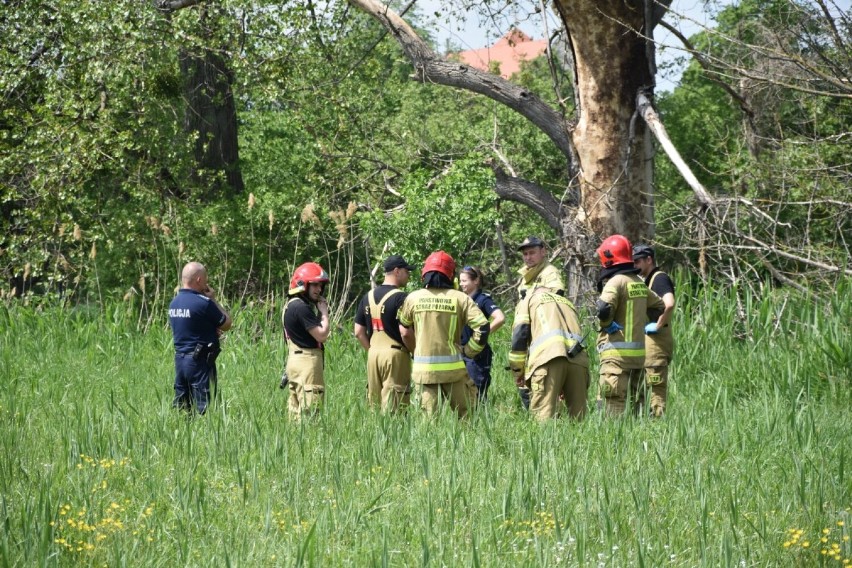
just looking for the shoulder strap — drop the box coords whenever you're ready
[282,297,296,340]
[369,288,402,331]
[369,287,401,311]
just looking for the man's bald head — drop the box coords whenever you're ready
[181,262,208,289]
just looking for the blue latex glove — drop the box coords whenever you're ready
[645,322,659,335]
[602,321,623,334]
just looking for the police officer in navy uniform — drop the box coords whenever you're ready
[458,265,505,401]
[169,262,232,414]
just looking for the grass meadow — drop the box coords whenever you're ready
[1,281,850,567]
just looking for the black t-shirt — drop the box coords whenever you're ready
[284,297,323,349]
[645,268,674,321]
[646,268,675,297]
[169,289,227,354]
[354,285,407,345]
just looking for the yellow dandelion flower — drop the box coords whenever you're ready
[824,528,831,534]
[783,541,791,548]
[803,542,811,548]
[838,521,845,527]
[821,537,829,543]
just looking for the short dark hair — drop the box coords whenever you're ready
[632,244,655,261]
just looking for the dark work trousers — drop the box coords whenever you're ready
[463,347,493,402]
[173,353,214,415]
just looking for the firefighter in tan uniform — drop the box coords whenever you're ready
[515,236,566,409]
[633,244,676,417]
[354,255,416,412]
[508,286,590,421]
[398,251,490,418]
[516,236,565,300]
[594,235,665,416]
[283,262,331,420]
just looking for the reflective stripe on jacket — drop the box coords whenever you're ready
[399,288,489,384]
[596,273,664,368]
[510,289,588,378]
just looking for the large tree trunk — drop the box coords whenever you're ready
[556,0,656,241]
[160,1,244,198]
[348,0,669,245]
[180,48,244,197]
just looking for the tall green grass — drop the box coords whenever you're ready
[0,281,849,566]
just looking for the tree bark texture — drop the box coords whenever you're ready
[555,0,655,240]
[350,0,668,244]
[180,49,244,196]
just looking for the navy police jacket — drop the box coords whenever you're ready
[169,289,227,354]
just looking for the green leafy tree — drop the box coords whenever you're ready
[359,156,498,269]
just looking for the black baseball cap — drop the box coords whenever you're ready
[632,244,655,260]
[384,255,416,272]
[517,236,545,251]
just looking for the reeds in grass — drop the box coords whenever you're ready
[0,281,849,565]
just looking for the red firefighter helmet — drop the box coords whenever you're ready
[596,234,633,268]
[288,262,329,295]
[421,250,456,280]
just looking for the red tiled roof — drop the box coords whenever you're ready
[454,29,547,79]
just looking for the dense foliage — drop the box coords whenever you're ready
[1,1,568,308]
[1,0,848,308]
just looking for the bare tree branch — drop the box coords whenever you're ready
[658,19,757,121]
[157,0,203,11]
[737,232,852,275]
[491,166,561,231]
[347,0,576,162]
[636,91,716,208]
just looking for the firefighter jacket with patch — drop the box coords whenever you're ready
[596,273,664,369]
[509,289,589,381]
[398,288,490,385]
[645,269,675,366]
[517,262,565,298]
